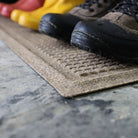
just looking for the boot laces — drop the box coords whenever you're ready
[79,0,111,12]
[112,0,138,22]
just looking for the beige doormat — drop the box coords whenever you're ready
[0,16,138,97]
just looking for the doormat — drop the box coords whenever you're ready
[0,16,137,97]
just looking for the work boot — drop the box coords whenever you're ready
[71,0,138,63]
[0,0,17,3]
[39,0,121,41]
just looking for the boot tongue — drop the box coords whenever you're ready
[101,0,138,31]
[79,0,119,12]
[111,0,138,22]
[79,0,101,11]
[70,0,121,19]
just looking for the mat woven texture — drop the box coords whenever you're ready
[0,16,138,97]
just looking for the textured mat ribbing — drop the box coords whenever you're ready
[0,16,137,97]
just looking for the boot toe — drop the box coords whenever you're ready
[71,19,138,61]
[0,5,13,17]
[39,13,81,40]
[18,13,40,30]
[11,9,23,22]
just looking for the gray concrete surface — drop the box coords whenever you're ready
[0,40,138,138]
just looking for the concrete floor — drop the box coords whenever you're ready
[0,39,138,138]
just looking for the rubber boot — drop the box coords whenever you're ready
[11,0,85,30]
[11,0,56,22]
[0,0,45,18]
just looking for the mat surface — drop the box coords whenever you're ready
[0,16,137,97]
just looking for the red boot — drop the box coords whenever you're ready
[0,0,45,18]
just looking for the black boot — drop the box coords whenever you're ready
[71,0,138,63]
[39,0,121,41]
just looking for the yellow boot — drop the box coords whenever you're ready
[11,0,56,22]
[11,10,23,22]
[11,0,85,30]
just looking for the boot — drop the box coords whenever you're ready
[71,0,138,63]
[39,0,121,40]
[11,0,85,30]
[0,0,45,18]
